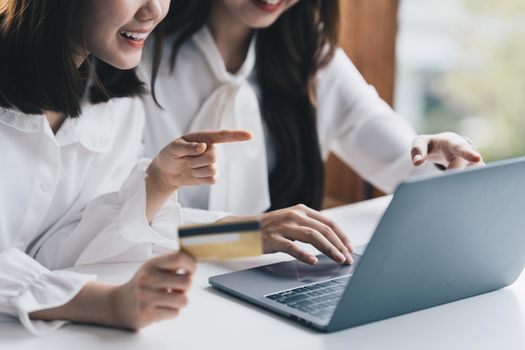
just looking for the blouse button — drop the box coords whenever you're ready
[40,182,51,192]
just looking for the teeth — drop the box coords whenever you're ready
[119,31,147,41]
[260,0,281,5]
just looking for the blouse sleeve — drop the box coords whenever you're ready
[0,248,95,335]
[33,160,182,269]
[317,49,439,193]
[31,99,183,269]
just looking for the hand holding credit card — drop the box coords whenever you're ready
[178,221,262,261]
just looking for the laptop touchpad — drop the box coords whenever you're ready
[257,254,360,285]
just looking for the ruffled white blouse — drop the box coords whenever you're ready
[140,26,437,220]
[0,97,181,334]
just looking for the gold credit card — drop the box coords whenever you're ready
[178,221,262,261]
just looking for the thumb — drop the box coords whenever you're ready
[176,139,207,157]
[411,135,429,166]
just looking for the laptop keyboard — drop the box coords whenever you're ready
[265,276,351,320]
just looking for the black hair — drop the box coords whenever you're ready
[0,0,145,118]
[153,0,340,210]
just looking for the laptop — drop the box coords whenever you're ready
[209,157,525,332]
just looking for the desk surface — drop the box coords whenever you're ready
[2,196,525,350]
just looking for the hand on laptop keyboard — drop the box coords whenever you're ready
[219,204,354,265]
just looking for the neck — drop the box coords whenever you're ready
[72,42,89,68]
[44,48,86,134]
[208,2,253,73]
[45,110,65,134]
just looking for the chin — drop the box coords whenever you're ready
[105,55,142,70]
[251,20,279,28]
[114,61,140,70]
[244,17,279,29]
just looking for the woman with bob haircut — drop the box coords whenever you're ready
[0,0,249,334]
[140,0,484,266]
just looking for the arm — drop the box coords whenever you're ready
[0,248,95,334]
[318,49,483,193]
[29,251,195,331]
[32,129,251,268]
[144,130,253,222]
[218,51,484,267]
[29,282,116,327]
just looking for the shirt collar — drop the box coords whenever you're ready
[58,102,115,152]
[0,102,114,153]
[0,108,42,133]
[191,25,256,84]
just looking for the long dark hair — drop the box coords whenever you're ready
[0,0,145,118]
[153,0,340,210]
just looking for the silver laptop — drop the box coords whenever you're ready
[209,157,525,332]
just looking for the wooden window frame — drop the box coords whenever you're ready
[323,0,400,208]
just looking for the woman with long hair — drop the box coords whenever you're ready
[140,0,483,266]
[0,0,250,333]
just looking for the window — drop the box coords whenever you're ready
[396,0,525,160]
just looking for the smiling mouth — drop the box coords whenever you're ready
[253,0,285,12]
[118,30,148,42]
[258,0,282,5]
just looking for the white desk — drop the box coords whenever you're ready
[2,196,525,350]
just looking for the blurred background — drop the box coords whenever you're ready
[324,0,525,207]
[396,0,525,161]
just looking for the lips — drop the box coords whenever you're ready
[258,0,282,5]
[118,30,149,48]
[119,30,148,41]
[253,0,285,12]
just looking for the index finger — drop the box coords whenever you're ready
[183,130,253,145]
[451,144,482,163]
[304,208,354,254]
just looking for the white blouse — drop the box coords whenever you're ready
[140,26,437,220]
[0,97,181,334]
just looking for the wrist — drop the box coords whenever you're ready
[29,282,117,327]
[70,282,117,326]
[146,158,178,194]
[106,284,131,329]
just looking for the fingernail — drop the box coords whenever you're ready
[336,252,346,263]
[413,154,422,163]
[309,256,318,265]
[345,254,354,265]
